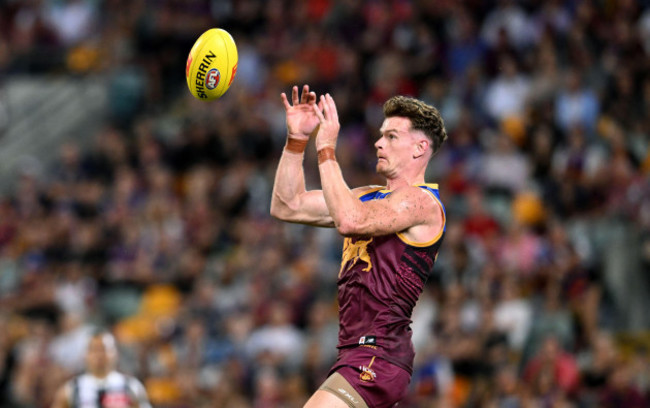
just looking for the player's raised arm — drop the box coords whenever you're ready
[329,183,441,237]
[312,93,444,238]
[270,85,334,227]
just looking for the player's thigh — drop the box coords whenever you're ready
[303,389,351,408]
[305,372,368,408]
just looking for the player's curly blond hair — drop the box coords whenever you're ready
[383,96,448,155]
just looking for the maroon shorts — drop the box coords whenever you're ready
[330,347,411,408]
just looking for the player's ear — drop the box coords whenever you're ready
[413,136,430,159]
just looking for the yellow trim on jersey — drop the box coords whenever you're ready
[358,184,438,198]
[357,186,385,198]
[396,187,446,247]
[418,183,439,189]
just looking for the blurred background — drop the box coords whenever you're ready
[0,0,648,407]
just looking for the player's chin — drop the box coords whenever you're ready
[376,162,388,175]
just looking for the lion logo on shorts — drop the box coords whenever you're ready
[359,365,376,382]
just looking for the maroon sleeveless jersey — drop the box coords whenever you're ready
[336,184,446,374]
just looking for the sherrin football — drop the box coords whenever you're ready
[185,28,238,100]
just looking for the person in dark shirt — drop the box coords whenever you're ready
[271,85,448,407]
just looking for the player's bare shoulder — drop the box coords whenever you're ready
[392,185,440,214]
[395,185,444,244]
[414,185,444,219]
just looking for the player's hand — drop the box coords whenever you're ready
[281,85,320,141]
[313,93,340,150]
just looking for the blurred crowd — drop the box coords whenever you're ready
[0,0,649,407]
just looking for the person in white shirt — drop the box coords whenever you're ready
[51,330,151,408]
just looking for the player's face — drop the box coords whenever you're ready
[375,117,419,177]
[85,335,117,376]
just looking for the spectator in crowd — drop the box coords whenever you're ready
[51,330,151,408]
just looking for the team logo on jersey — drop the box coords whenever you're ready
[206,68,221,90]
[340,238,373,277]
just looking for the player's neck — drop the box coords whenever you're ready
[89,369,112,379]
[385,168,426,190]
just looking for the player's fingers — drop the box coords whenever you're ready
[300,85,310,104]
[326,94,339,122]
[308,91,317,105]
[321,95,330,120]
[312,101,325,122]
[292,86,299,105]
[281,93,291,110]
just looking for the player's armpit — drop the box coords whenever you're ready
[271,189,335,227]
[336,186,441,238]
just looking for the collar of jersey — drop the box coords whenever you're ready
[357,183,439,197]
